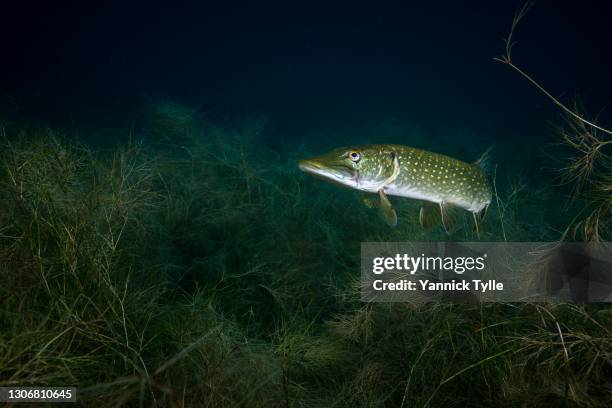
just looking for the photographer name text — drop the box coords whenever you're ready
[372,279,503,292]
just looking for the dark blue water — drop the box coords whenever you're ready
[2,0,611,146]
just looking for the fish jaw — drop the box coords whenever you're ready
[298,159,358,188]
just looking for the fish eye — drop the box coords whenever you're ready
[349,150,361,162]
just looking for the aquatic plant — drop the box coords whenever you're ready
[495,1,612,242]
[0,132,163,395]
[142,100,200,146]
[0,106,610,406]
[556,107,612,242]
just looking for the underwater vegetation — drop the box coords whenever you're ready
[0,99,610,407]
[494,0,612,243]
[554,107,612,242]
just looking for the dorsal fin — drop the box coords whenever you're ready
[475,146,494,176]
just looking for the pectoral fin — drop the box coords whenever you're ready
[378,189,397,227]
[362,194,379,209]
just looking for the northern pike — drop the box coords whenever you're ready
[298,144,492,232]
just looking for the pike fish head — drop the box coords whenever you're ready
[298,146,395,191]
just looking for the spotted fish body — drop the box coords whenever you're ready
[298,144,492,229]
[379,145,490,212]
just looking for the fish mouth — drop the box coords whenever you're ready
[298,159,356,185]
[298,159,322,173]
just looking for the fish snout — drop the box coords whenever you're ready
[298,158,358,188]
[298,159,322,173]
